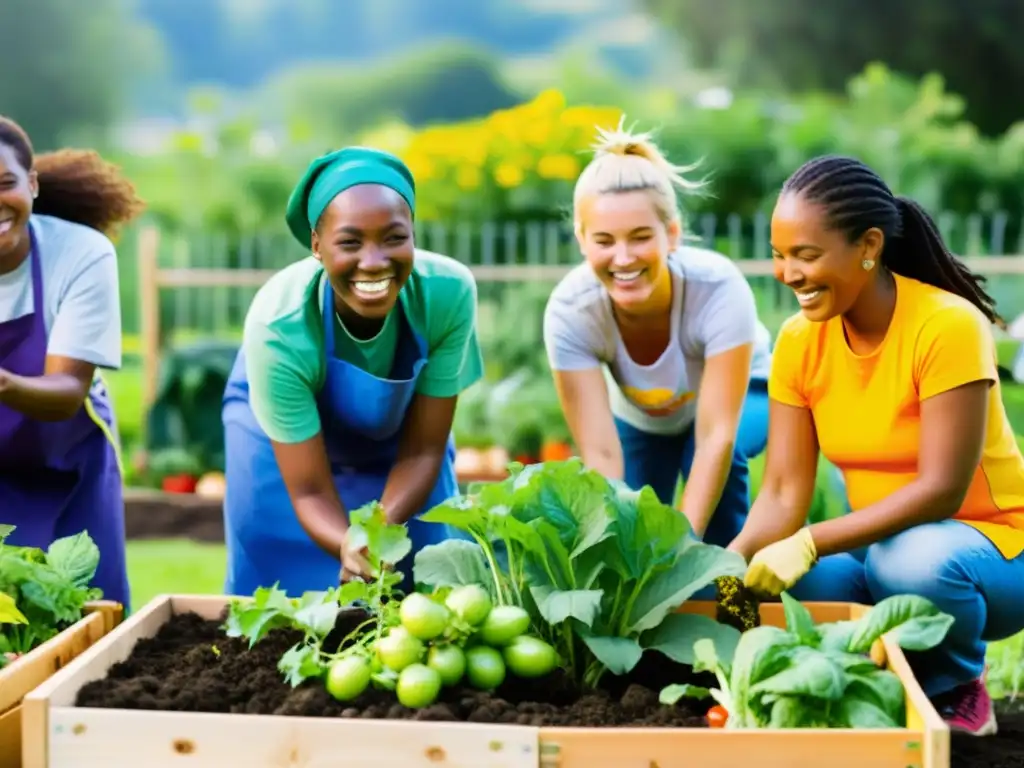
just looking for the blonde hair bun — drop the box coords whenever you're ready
[573,116,706,229]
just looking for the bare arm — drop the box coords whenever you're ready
[728,399,820,560]
[552,368,623,480]
[380,394,457,525]
[272,434,349,558]
[809,381,989,556]
[0,356,96,421]
[681,343,753,537]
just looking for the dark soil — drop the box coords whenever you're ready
[123,489,224,542]
[73,609,709,727]
[952,704,1024,768]
[71,609,1024,766]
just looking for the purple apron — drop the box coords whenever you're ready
[221,274,459,597]
[0,227,130,609]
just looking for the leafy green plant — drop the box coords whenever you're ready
[224,503,560,708]
[412,459,746,689]
[0,524,103,667]
[224,501,411,686]
[660,592,955,729]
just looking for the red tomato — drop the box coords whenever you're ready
[162,474,198,494]
[706,704,728,728]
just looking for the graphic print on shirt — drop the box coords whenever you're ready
[620,385,696,417]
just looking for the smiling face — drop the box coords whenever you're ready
[576,189,679,311]
[0,143,38,265]
[311,184,415,329]
[770,192,884,322]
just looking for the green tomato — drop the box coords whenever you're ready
[427,644,467,686]
[375,626,424,671]
[478,605,530,646]
[400,593,451,641]
[465,645,506,690]
[445,584,492,626]
[396,663,443,709]
[325,656,371,702]
[503,635,558,679]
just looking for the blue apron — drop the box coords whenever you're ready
[221,279,458,597]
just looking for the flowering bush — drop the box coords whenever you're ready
[360,89,623,222]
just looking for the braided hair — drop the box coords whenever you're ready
[782,155,1001,326]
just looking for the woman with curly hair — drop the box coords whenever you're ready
[0,116,145,609]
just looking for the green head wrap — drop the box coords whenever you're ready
[285,146,416,248]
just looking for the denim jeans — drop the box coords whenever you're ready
[614,381,769,548]
[788,519,1024,697]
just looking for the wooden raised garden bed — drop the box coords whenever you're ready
[21,596,947,768]
[0,601,123,768]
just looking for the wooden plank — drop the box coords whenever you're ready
[0,707,22,768]
[24,596,948,768]
[45,710,538,768]
[0,601,123,768]
[21,597,171,768]
[536,728,923,768]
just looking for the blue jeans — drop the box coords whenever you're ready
[615,382,769,548]
[788,519,1024,697]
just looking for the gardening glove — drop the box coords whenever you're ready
[743,528,817,598]
[339,529,372,583]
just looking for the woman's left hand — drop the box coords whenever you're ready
[743,527,817,598]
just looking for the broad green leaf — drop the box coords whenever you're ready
[846,669,906,719]
[0,592,28,625]
[579,631,643,675]
[817,620,857,653]
[642,613,741,666]
[780,592,819,644]
[847,595,954,653]
[528,519,574,590]
[338,580,370,605]
[278,643,323,687]
[0,524,15,543]
[293,592,340,638]
[625,544,746,633]
[413,540,491,589]
[727,626,800,727]
[749,649,847,701]
[692,637,721,674]
[46,532,101,588]
[659,683,711,705]
[839,695,900,728]
[532,588,603,628]
[767,695,828,728]
[419,497,488,534]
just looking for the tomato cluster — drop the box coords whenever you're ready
[325,586,558,709]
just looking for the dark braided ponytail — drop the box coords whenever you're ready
[782,155,1001,326]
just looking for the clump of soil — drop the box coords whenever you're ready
[74,610,709,727]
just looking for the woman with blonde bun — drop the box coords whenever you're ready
[543,121,773,544]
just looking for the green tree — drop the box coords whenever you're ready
[642,0,1024,136]
[0,0,163,149]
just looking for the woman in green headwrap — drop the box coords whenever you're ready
[221,147,483,596]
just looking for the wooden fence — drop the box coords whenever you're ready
[134,225,1024,409]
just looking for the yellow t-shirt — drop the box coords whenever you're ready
[769,273,1024,559]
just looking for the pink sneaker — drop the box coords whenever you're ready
[935,679,998,736]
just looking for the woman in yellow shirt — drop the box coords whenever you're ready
[729,155,1024,737]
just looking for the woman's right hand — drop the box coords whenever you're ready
[339,529,372,583]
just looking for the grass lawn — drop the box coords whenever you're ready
[124,538,1023,702]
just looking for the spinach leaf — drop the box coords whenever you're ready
[413,459,745,689]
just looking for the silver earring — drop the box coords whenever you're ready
[862,259,875,270]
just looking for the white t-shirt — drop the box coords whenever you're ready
[543,245,772,435]
[0,214,122,374]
